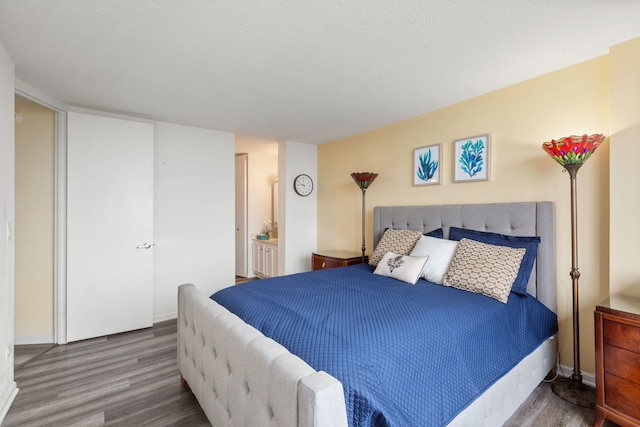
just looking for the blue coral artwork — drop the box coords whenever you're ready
[454,134,490,182]
[413,144,441,186]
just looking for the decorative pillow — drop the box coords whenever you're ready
[373,252,429,285]
[409,236,459,284]
[442,238,526,303]
[448,227,540,296]
[369,229,422,267]
[383,227,443,238]
[424,228,444,239]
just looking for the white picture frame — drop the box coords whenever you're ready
[413,144,441,186]
[453,134,490,182]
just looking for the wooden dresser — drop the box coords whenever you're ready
[312,250,367,270]
[594,294,640,427]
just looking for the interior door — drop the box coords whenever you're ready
[66,112,154,342]
[235,154,248,277]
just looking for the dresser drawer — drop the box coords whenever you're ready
[604,345,640,385]
[604,372,640,420]
[595,296,640,427]
[604,319,640,353]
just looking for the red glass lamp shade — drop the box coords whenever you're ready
[542,134,605,167]
[351,172,378,190]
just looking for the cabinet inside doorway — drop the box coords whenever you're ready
[252,239,278,279]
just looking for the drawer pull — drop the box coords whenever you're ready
[321,262,326,268]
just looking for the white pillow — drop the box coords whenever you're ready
[373,252,429,285]
[409,236,459,284]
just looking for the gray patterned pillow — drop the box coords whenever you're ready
[369,229,423,267]
[442,238,526,303]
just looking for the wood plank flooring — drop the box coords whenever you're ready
[6,319,618,426]
[6,320,209,426]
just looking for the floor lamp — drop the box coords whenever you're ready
[350,172,378,263]
[542,133,605,408]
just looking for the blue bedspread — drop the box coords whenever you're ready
[211,264,557,426]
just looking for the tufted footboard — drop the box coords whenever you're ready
[178,284,348,427]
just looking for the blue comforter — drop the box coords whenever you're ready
[211,264,557,427]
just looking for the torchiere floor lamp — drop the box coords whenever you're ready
[542,133,605,408]
[350,172,378,263]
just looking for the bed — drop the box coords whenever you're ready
[178,201,558,426]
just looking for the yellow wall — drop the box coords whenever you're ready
[609,38,640,297]
[318,54,612,375]
[14,101,55,342]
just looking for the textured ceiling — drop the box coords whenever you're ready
[1,1,640,144]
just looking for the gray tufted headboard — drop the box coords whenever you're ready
[373,202,556,312]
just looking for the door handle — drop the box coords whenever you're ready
[136,242,154,249]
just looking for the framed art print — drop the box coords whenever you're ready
[413,144,441,186]
[453,134,490,182]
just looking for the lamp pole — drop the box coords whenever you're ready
[360,187,367,263]
[566,163,582,384]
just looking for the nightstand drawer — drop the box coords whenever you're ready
[604,345,640,384]
[604,373,640,420]
[604,319,640,353]
[312,251,367,271]
[313,257,341,270]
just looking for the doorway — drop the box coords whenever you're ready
[14,95,55,345]
[235,154,248,277]
[234,135,279,279]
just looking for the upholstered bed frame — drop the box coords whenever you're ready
[178,201,557,426]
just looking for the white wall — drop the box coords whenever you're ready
[279,140,317,275]
[153,122,235,321]
[0,40,17,423]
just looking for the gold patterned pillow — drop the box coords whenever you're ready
[442,238,526,303]
[369,229,423,267]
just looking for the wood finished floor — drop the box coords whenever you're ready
[6,318,619,427]
[6,320,210,426]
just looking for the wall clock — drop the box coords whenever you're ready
[293,174,313,196]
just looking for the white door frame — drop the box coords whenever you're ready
[54,109,67,344]
[15,83,69,344]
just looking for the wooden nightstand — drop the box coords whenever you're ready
[312,250,368,270]
[594,294,640,427]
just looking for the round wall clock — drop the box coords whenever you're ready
[293,174,313,196]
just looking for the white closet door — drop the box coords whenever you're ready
[67,112,154,342]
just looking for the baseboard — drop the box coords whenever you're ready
[154,312,177,323]
[14,335,54,345]
[0,381,18,425]
[558,363,595,388]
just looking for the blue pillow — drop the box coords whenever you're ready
[448,227,540,296]
[425,228,443,238]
